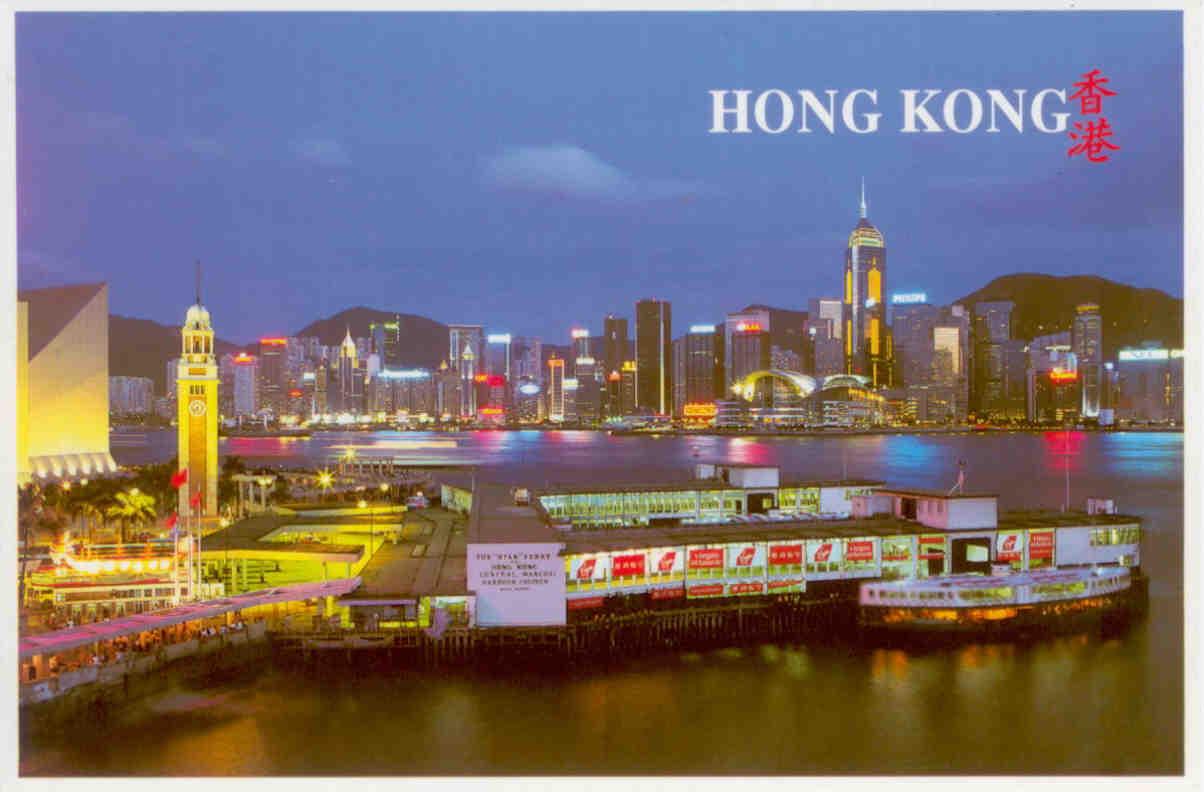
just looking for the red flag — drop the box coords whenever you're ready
[165,513,178,530]
[171,469,188,489]
[190,491,202,509]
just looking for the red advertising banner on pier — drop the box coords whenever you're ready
[1029,531,1055,560]
[728,582,764,596]
[611,553,645,578]
[567,596,605,611]
[687,583,725,598]
[997,533,1022,562]
[769,543,803,565]
[688,548,724,569]
[845,540,875,562]
[650,586,684,601]
[767,578,804,592]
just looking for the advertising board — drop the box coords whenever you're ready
[467,543,566,627]
[1029,531,1055,560]
[996,532,1023,563]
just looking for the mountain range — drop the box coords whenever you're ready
[110,273,1182,395]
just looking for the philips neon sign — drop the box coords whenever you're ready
[891,293,927,305]
[1118,349,1170,362]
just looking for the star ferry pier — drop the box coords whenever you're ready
[268,462,1148,667]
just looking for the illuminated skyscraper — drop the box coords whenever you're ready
[448,324,483,418]
[619,361,637,415]
[486,333,513,380]
[843,180,892,386]
[603,314,628,377]
[338,327,360,413]
[177,281,219,517]
[890,293,940,387]
[370,317,403,369]
[1072,303,1103,418]
[724,309,770,387]
[547,357,566,422]
[257,337,287,416]
[233,353,258,416]
[635,299,672,414]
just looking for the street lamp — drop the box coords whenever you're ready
[358,499,374,555]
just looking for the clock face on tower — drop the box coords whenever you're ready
[189,399,207,417]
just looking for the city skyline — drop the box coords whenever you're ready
[17,12,1183,343]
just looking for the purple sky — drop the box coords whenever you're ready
[17,12,1183,345]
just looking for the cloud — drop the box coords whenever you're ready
[292,138,352,168]
[483,144,704,204]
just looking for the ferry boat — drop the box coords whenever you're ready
[859,566,1140,635]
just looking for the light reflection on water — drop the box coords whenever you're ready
[36,430,1181,775]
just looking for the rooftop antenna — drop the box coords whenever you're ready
[194,259,202,306]
[859,177,867,219]
[948,459,966,495]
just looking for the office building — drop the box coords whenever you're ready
[547,357,566,422]
[842,182,893,386]
[808,297,843,340]
[603,314,629,377]
[805,315,844,379]
[619,361,637,416]
[337,328,362,413]
[232,353,259,416]
[677,324,724,410]
[109,376,154,416]
[370,317,403,369]
[635,299,672,414]
[257,337,287,416]
[449,324,484,418]
[890,294,940,387]
[729,324,772,401]
[1115,346,1184,424]
[1072,303,1103,418]
[511,336,543,384]
[970,300,1015,420]
[725,308,770,387]
[486,333,513,380]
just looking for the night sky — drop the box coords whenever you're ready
[17,12,1183,345]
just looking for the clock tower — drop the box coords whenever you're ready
[177,277,219,517]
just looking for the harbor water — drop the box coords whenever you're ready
[22,430,1183,774]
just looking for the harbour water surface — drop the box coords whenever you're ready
[23,430,1183,774]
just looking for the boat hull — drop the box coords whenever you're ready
[859,575,1146,640]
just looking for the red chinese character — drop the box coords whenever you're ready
[1069,69,1116,115]
[1068,118,1120,163]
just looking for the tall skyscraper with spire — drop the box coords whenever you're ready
[337,326,360,412]
[177,264,219,517]
[843,180,893,387]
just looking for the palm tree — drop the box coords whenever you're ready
[105,488,157,544]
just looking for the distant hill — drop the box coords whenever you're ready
[109,315,240,395]
[294,307,448,369]
[955,274,1182,360]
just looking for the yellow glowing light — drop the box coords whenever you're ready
[358,500,368,509]
[119,560,130,572]
[103,561,116,573]
[133,561,143,573]
[379,483,389,492]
